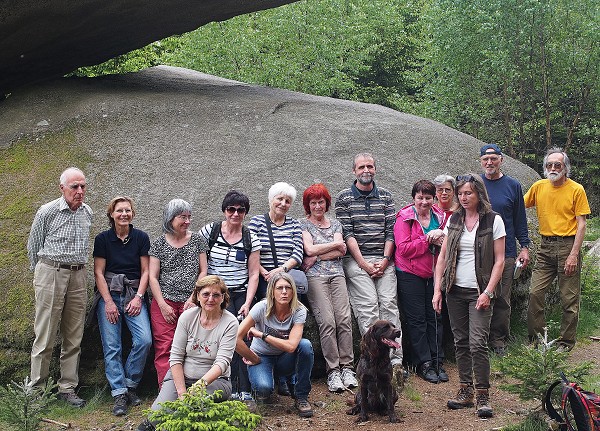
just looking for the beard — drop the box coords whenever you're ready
[545,169,565,183]
[357,173,374,186]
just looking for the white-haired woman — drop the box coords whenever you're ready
[149,198,208,386]
[248,182,303,300]
[433,174,459,222]
[248,182,303,397]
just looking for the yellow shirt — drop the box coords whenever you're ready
[524,178,590,236]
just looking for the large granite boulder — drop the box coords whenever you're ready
[0,66,540,385]
[0,0,297,94]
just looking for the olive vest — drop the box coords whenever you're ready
[442,211,499,294]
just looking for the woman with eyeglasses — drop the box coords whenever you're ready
[236,272,314,418]
[199,190,261,404]
[136,276,238,431]
[433,174,460,221]
[433,174,505,418]
[92,196,152,416]
[148,198,208,386]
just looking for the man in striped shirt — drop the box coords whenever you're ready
[27,167,93,407]
[335,153,404,381]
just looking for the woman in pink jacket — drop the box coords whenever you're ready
[394,180,447,384]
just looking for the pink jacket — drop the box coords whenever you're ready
[393,204,445,279]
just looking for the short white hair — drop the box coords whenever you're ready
[60,167,85,185]
[268,182,297,203]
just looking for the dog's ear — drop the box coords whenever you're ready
[361,326,378,359]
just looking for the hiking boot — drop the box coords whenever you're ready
[418,361,439,384]
[127,389,142,406]
[58,391,86,408]
[295,398,313,418]
[476,389,493,418]
[327,370,345,393]
[436,362,449,383]
[340,368,358,389]
[447,384,474,409]
[112,394,128,416]
[136,419,156,431]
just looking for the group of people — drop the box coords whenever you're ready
[26,145,590,426]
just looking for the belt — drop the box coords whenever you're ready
[40,257,85,271]
[542,235,575,242]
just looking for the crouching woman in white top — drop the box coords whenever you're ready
[136,275,239,431]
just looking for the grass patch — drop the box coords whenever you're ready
[402,382,422,403]
[502,414,548,431]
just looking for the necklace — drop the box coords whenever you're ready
[465,215,479,232]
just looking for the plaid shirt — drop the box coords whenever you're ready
[335,180,395,257]
[27,196,93,269]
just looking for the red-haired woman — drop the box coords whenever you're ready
[300,183,357,393]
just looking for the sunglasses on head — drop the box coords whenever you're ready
[455,174,476,182]
[225,206,247,215]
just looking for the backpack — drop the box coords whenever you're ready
[207,222,253,263]
[544,373,600,431]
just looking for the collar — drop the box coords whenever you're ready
[109,225,134,242]
[351,180,380,199]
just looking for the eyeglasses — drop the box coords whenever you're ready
[225,206,247,215]
[68,183,86,190]
[200,292,223,299]
[456,175,476,182]
[275,285,292,292]
[436,187,453,194]
[176,215,192,221]
[545,162,563,170]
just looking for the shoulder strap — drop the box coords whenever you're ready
[545,380,568,430]
[263,213,279,267]
[207,221,221,255]
[241,226,253,257]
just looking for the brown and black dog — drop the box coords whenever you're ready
[346,320,401,423]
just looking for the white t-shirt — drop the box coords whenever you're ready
[443,214,506,289]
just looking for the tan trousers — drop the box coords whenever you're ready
[527,236,581,348]
[30,260,87,392]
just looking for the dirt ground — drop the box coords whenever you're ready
[39,338,600,431]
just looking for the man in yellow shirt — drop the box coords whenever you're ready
[524,148,590,350]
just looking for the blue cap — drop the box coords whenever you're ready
[480,143,502,156]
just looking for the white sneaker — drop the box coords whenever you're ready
[327,370,345,393]
[340,368,358,388]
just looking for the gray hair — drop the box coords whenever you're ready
[543,147,571,177]
[353,152,376,170]
[59,167,85,185]
[162,198,192,234]
[268,182,297,204]
[433,174,456,189]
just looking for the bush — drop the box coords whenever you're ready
[147,382,261,431]
[497,328,593,407]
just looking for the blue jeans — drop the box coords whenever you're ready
[97,291,152,396]
[248,338,313,400]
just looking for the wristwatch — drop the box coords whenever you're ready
[483,290,494,299]
[261,332,269,341]
[383,255,393,262]
[282,264,290,272]
[135,293,143,299]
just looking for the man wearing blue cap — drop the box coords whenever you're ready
[480,144,530,356]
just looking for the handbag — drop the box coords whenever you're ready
[263,213,308,295]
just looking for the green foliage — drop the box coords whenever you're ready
[584,217,600,242]
[581,252,600,312]
[0,377,56,431]
[70,38,181,77]
[147,383,261,431]
[501,414,548,431]
[497,329,593,406]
